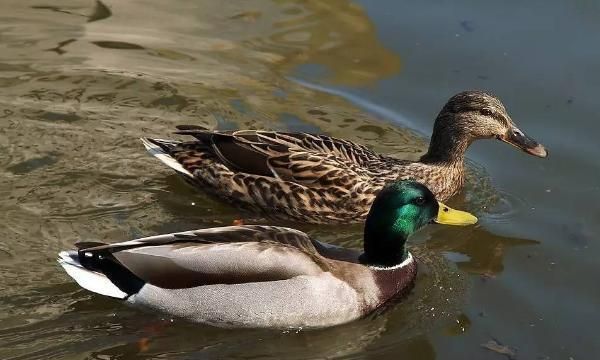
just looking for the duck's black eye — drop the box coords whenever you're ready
[414,197,426,206]
[480,108,493,116]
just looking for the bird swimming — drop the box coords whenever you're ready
[141,90,547,223]
[58,180,477,329]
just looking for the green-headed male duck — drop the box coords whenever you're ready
[58,180,476,329]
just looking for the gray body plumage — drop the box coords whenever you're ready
[58,226,417,329]
[129,272,362,328]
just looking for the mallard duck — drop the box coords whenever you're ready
[58,180,476,329]
[141,91,546,224]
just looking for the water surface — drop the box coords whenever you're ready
[1,0,598,359]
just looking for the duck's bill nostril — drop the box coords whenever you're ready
[434,201,477,225]
[498,127,548,158]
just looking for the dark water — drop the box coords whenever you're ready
[1,0,598,359]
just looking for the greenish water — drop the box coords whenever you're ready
[1,0,598,359]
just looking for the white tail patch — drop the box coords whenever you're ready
[140,138,193,178]
[58,251,127,299]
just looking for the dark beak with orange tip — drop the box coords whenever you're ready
[497,126,548,158]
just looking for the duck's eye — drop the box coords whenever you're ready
[480,108,493,116]
[414,197,426,206]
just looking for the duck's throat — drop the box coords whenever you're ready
[360,246,408,268]
[361,226,409,267]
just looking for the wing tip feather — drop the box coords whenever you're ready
[140,138,194,178]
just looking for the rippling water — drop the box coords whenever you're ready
[1,0,599,359]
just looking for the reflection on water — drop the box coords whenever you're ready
[1,0,595,359]
[428,226,539,276]
[259,0,402,85]
[33,0,111,23]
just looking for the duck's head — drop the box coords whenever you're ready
[362,180,477,267]
[423,91,547,162]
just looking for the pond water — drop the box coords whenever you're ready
[1,0,599,359]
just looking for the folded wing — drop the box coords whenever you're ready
[173,127,389,187]
[77,226,328,289]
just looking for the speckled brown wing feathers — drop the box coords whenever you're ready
[144,127,462,222]
[173,128,389,181]
[147,128,401,222]
[175,128,275,177]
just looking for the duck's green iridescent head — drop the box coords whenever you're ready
[362,180,476,267]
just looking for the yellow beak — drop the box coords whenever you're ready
[434,201,478,226]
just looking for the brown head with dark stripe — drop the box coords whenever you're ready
[422,91,547,163]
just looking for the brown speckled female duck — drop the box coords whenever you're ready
[58,181,476,329]
[142,91,547,224]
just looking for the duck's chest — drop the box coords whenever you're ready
[411,164,465,201]
[371,260,418,306]
[327,257,418,316]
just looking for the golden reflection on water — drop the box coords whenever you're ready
[259,0,402,85]
[428,226,539,276]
